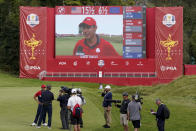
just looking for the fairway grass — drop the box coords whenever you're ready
[0,72,196,131]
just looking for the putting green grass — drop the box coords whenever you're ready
[0,71,196,131]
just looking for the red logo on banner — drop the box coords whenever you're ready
[160,34,178,61]
[24,34,42,60]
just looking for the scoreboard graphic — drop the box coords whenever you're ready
[55,6,146,59]
[123,6,146,58]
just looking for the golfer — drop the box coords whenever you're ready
[73,17,120,57]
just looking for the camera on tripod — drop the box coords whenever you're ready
[134,92,143,104]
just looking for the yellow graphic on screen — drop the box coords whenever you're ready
[24,34,42,60]
[160,34,178,61]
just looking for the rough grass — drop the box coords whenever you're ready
[0,71,196,131]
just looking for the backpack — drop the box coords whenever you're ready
[163,104,170,119]
[72,103,82,118]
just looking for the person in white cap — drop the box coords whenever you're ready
[67,89,82,131]
[102,85,112,128]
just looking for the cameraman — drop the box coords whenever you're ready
[102,85,112,128]
[57,86,70,129]
[115,92,130,131]
[127,95,142,131]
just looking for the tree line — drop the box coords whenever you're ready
[0,0,195,74]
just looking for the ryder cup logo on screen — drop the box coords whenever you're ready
[26,14,39,27]
[98,60,105,67]
[162,14,176,27]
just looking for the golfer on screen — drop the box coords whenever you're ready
[73,17,120,57]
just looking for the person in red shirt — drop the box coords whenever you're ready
[73,17,120,58]
[31,84,47,126]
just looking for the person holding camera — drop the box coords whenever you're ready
[37,85,54,129]
[102,85,112,128]
[57,86,70,129]
[115,92,130,131]
[127,95,142,131]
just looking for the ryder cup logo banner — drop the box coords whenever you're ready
[26,13,40,27]
[162,14,176,27]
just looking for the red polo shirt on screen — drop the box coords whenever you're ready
[73,35,120,57]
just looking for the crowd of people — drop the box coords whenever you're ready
[31,84,86,131]
[30,84,168,131]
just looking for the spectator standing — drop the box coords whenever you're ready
[127,95,142,131]
[67,89,83,131]
[102,85,112,128]
[37,85,54,129]
[31,84,47,126]
[151,98,166,131]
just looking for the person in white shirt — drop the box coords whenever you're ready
[67,89,82,131]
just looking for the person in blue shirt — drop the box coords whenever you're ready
[151,98,166,131]
[57,87,70,129]
[31,85,47,126]
[102,85,112,128]
[36,85,54,129]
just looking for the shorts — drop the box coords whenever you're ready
[132,120,140,128]
[71,115,82,125]
[120,114,128,126]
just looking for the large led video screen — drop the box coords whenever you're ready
[55,6,146,59]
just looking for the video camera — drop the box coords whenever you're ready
[60,86,72,96]
[134,92,143,104]
[109,100,121,104]
[101,92,121,104]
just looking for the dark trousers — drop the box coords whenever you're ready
[157,119,165,131]
[80,117,83,127]
[60,107,69,129]
[34,104,46,124]
[80,108,83,127]
[38,104,52,127]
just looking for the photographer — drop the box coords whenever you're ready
[115,92,130,131]
[102,85,112,128]
[127,95,142,131]
[57,86,70,129]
